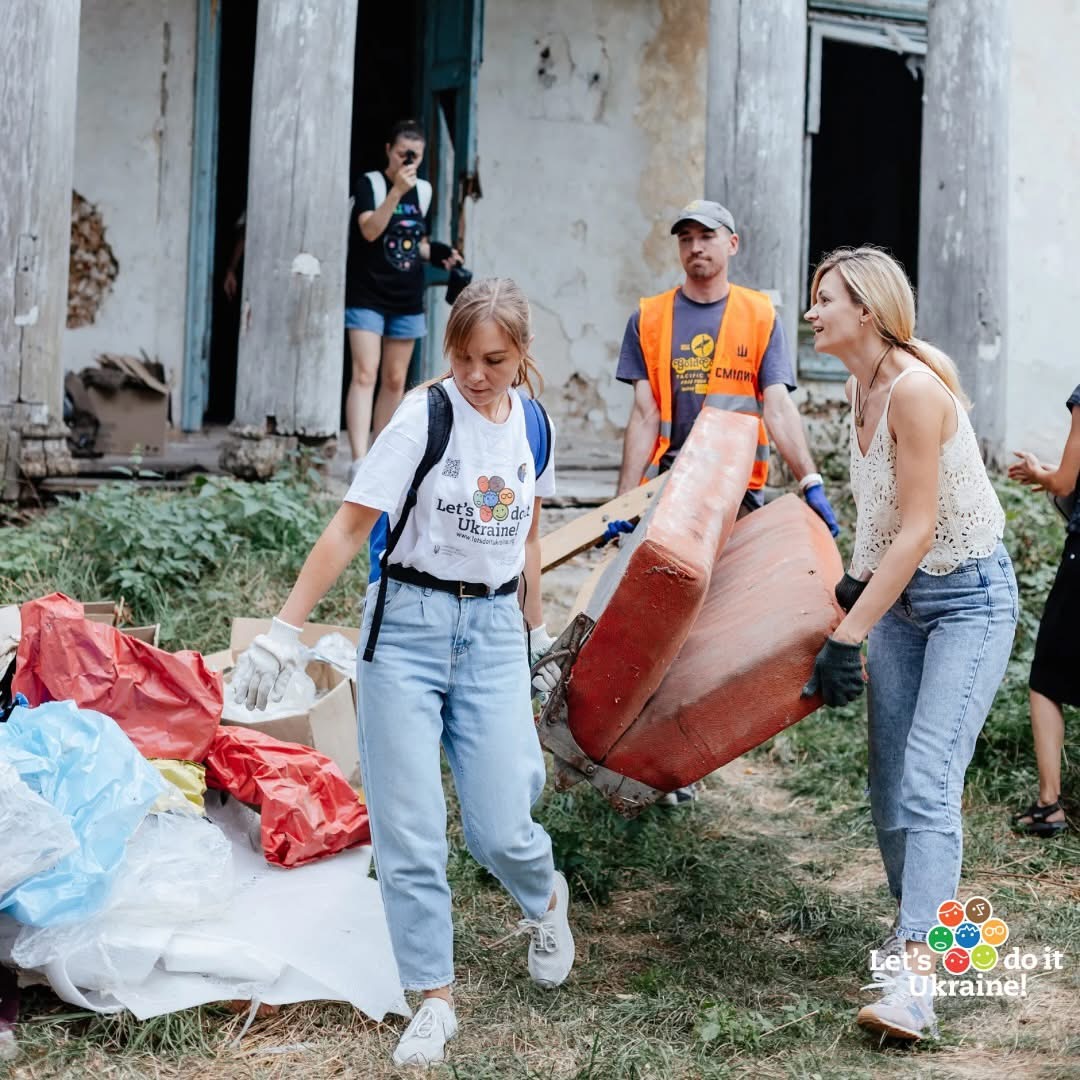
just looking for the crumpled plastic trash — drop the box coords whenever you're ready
[0,700,166,927]
[149,760,207,815]
[310,633,358,678]
[0,760,77,897]
[10,811,233,989]
[12,593,222,761]
[203,726,369,867]
[0,793,407,1022]
[220,668,317,724]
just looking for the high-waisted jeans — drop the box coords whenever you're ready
[867,543,1017,941]
[356,580,555,990]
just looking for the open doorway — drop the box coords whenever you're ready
[800,21,924,378]
[204,0,423,426]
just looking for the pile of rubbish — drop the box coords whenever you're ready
[0,593,407,1057]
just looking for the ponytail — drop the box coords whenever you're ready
[902,338,971,409]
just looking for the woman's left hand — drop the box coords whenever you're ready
[1008,450,1050,490]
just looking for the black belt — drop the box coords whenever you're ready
[385,563,519,599]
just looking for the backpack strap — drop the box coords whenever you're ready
[416,178,432,218]
[519,391,552,479]
[365,170,431,220]
[363,383,454,662]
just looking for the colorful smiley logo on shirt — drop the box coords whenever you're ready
[474,475,515,523]
[970,944,998,972]
[965,897,992,924]
[981,919,1009,947]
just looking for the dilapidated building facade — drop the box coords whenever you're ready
[2,0,1077,494]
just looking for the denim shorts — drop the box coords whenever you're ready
[344,306,427,339]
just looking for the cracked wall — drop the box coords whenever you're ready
[1004,0,1080,461]
[472,0,708,450]
[61,0,196,390]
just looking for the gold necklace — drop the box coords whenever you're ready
[854,346,891,428]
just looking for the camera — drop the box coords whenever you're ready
[403,149,417,165]
[445,265,473,306]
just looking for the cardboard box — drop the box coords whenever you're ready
[82,599,161,647]
[80,354,169,456]
[219,618,361,787]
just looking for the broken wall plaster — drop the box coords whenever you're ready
[637,0,708,276]
[68,190,119,329]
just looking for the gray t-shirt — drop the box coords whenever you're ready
[616,289,795,479]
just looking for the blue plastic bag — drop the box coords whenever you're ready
[0,700,166,927]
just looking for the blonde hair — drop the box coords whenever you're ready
[810,246,970,407]
[440,277,544,398]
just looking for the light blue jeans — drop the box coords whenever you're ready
[356,579,555,990]
[867,543,1017,941]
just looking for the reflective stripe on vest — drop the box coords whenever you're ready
[638,285,776,488]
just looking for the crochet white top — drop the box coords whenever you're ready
[849,367,1004,577]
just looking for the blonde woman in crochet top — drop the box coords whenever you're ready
[803,247,1017,1043]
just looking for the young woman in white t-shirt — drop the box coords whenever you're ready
[231,279,574,1068]
[803,247,1016,1042]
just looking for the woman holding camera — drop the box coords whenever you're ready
[345,119,462,479]
[803,247,1016,1041]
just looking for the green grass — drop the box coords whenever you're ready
[2,468,1079,1078]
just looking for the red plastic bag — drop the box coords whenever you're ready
[12,593,222,761]
[203,726,370,868]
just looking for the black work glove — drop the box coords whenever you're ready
[834,573,868,614]
[428,240,454,265]
[801,637,865,707]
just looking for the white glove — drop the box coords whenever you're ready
[528,624,560,697]
[231,616,306,711]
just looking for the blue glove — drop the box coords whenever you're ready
[804,483,840,538]
[598,519,635,547]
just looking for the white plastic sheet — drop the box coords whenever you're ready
[0,761,77,897]
[220,668,317,724]
[1,795,408,1023]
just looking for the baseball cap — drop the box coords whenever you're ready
[671,200,736,235]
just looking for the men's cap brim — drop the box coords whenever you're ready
[670,214,733,235]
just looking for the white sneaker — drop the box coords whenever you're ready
[857,970,938,1041]
[868,924,905,972]
[518,870,575,989]
[391,997,457,1067]
[659,784,698,808]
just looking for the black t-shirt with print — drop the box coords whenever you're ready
[345,174,431,315]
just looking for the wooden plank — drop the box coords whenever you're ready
[0,3,80,424]
[233,0,359,437]
[540,474,665,573]
[918,0,1007,457]
[706,0,806,353]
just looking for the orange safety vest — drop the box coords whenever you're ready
[638,284,775,488]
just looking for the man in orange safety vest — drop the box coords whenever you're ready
[614,200,839,805]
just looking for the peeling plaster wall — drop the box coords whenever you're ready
[1005,0,1080,461]
[61,0,196,403]
[472,0,707,447]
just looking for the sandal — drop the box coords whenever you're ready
[1013,799,1067,837]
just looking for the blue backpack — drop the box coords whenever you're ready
[362,384,551,660]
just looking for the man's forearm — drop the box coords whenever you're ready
[617,411,659,495]
[764,391,817,482]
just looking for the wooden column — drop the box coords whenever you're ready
[918,0,1009,457]
[0,2,80,489]
[705,0,806,352]
[232,0,358,442]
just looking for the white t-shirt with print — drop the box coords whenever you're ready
[344,379,556,588]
